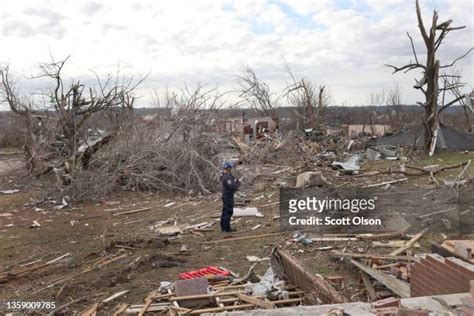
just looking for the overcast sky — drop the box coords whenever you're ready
[0,0,472,110]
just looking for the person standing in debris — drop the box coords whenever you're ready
[220,161,240,232]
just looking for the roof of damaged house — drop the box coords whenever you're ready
[373,123,474,151]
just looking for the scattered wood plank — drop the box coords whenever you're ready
[372,240,421,248]
[112,207,152,216]
[138,297,153,316]
[188,303,255,314]
[331,251,414,261]
[0,253,70,282]
[124,303,171,314]
[360,272,377,301]
[219,291,303,304]
[417,207,456,219]
[237,293,275,309]
[311,237,358,242]
[169,290,245,301]
[350,259,410,298]
[34,254,127,295]
[356,229,407,240]
[80,302,99,316]
[272,248,347,304]
[389,227,429,256]
[365,178,408,188]
[206,232,284,244]
[272,298,303,305]
[103,290,130,303]
[112,303,129,316]
[374,263,401,270]
[47,292,105,316]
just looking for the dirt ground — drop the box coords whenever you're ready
[0,151,473,314]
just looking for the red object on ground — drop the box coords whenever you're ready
[179,266,231,279]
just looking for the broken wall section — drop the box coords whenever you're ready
[410,254,474,297]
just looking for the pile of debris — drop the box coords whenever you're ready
[55,108,231,202]
[117,249,312,315]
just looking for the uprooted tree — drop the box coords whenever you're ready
[386,0,473,155]
[60,85,226,201]
[1,57,229,202]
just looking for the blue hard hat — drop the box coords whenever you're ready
[222,161,235,169]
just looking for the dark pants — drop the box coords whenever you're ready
[220,194,234,231]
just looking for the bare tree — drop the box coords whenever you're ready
[441,69,472,132]
[237,67,280,132]
[35,57,142,162]
[1,57,145,176]
[0,66,38,171]
[385,83,405,132]
[386,0,473,155]
[283,63,331,131]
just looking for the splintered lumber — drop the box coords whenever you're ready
[188,304,255,314]
[103,290,130,303]
[138,297,153,316]
[389,227,429,256]
[237,293,275,309]
[365,178,408,188]
[372,240,421,248]
[47,292,105,316]
[112,207,152,216]
[356,229,407,240]
[34,254,127,294]
[169,290,245,301]
[207,232,284,244]
[360,272,377,301]
[81,303,99,316]
[350,259,410,298]
[112,303,129,316]
[273,298,304,304]
[331,251,414,261]
[0,253,70,282]
[272,248,347,304]
[417,207,456,219]
[124,303,171,314]
[219,291,304,303]
[311,237,358,242]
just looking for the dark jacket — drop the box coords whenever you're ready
[221,172,240,195]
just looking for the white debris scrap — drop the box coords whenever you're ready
[0,189,20,194]
[233,207,264,217]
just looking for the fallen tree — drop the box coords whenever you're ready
[56,86,228,201]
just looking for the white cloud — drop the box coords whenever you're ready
[0,0,472,110]
[281,0,335,15]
